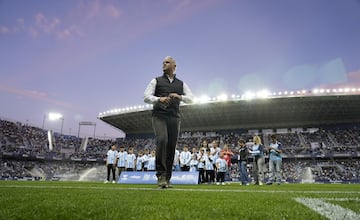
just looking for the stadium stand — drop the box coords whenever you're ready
[1,118,360,183]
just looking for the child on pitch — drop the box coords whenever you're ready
[204,150,215,184]
[105,145,117,183]
[180,145,192,171]
[125,147,136,171]
[142,149,150,171]
[173,147,180,171]
[147,150,156,171]
[189,154,198,172]
[197,148,206,183]
[216,152,228,185]
[221,144,233,181]
[116,145,127,177]
[136,150,144,171]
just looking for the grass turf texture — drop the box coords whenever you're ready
[0,181,359,220]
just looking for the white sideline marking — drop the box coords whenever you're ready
[320,198,360,202]
[294,198,360,220]
[1,184,360,194]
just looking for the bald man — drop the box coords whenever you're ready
[144,56,193,188]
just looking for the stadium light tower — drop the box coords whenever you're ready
[42,112,64,134]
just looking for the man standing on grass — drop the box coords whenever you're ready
[144,56,193,188]
[238,139,250,185]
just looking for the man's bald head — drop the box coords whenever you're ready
[164,56,176,66]
[162,56,177,75]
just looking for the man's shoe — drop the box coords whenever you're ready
[157,175,167,189]
[164,183,173,188]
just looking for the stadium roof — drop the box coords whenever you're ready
[98,91,360,135]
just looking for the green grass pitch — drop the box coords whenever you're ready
[0,181,359,220]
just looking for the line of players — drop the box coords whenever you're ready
[105,134,283,185]
[105,146,156,183]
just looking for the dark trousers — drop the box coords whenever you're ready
[239,161,250,184]
[181,165,190,171]
[152,115,180,182]
[117,167,125,177]
[198,168,205,183]
[206,170,215,183]
[107,164,116,181]
[217,171,226,183]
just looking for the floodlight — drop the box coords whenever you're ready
[243,91,255,100]
[256,90,269,98]
[218,94,228,101]
[313,89,319,94]
[198,95,210,104]
[48,112,63,121]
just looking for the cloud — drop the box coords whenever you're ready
[0,13,82,40]
[79,0,122,20]
[348,70,360,82]
[28,26,39,37]
[56,25,83,39]
[0,25,10,33]
[35,13,61,33]
[0,83,75,109]
[106,5,121,18]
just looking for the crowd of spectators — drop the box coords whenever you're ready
[1,118,360,183]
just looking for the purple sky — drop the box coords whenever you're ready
[1,0,360,138]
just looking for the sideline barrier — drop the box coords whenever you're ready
[118,171,199,184]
